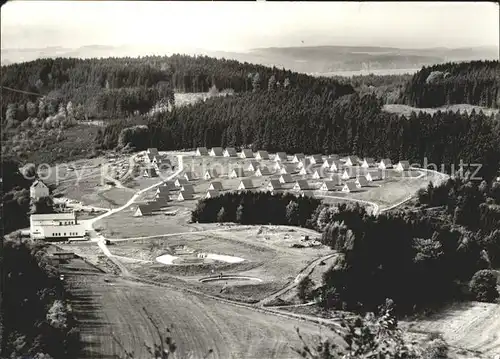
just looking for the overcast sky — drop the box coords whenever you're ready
[1,1,498,51]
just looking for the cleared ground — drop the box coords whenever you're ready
[62,257,335,359]
[401,302,500,357]
[384,104,500,117]
[101,225,333,303]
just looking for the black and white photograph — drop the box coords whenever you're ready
[1,1,499,358]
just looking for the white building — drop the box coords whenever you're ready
[181,183,195,192]
[320,181,336,191]
[134,204,153,217]
[209,147,224,157]
[30,180,50,201]
[329,160,343,172]
[297,158,312,169]
[238,179,254,190]
[395,160,411,172]
[195,147,209,156]
[267,180,282,191]
[274,152,288,162]
[356,176,370,188]
[246,161,260,172]
[229,168,246,178]
[174,178,188,187]
[309,154,323,165]
[146,148,159,156]
[364,170,383,182]
[379,159,393,170]
[205,190,219,199]
[279,174,294,184]
[143,166,159,178]
[184,172,197,181]
[204,169,219,180]
[322,158,335,170]
[312,169,323,179]
[361,158,376,168]
[255,167,271,177]
[299,167,312,176]
[30,212,85,240]
[209,181,223,191]
[293,180,309,191]
[177,191,194,201]
[240,149,254,158]
[273,162,283,171]
[255,151,270,160]
[280,165,297,175]
[345,156,360,167]
[292,153,305,163]
[223,148,237,157]
[342,182,359,193]
[341,169,355,181]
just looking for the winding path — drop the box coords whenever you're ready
[256,252,338,307]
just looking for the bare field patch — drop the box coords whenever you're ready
[401,301,500,357]
[384,103,500,117]
[63,262,331,359]
[107,225,331,301]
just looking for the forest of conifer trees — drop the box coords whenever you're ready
[399,60,500,108]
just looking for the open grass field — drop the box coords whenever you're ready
[62,257,334,359]
[342,170,437,209]
[97,187,135,207]
[95,203,201,238]
[384,104,500,117]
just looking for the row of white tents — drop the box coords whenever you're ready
[195,147,411,171]
[136,169,376,215]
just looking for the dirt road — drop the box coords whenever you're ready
[63,258,337,359]
[256,252,338,307]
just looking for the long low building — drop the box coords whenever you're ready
[30,212,86,240]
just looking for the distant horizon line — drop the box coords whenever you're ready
[1,43,498,53]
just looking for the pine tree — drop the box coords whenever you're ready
[217,207,226,223]
[268,75,276,92]
[252,73,261,93]
[236,204,244,223]
[286,201,300,225]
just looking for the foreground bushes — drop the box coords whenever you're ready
[2,238,80,358]
[469,269,500,302]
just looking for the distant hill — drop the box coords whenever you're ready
[1,44,497,76]
[0,54,354,120]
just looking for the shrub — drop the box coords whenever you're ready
[297,277,315,302]
[469,269,499,302]
[423,338,449,359]
[46,300,68,329]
